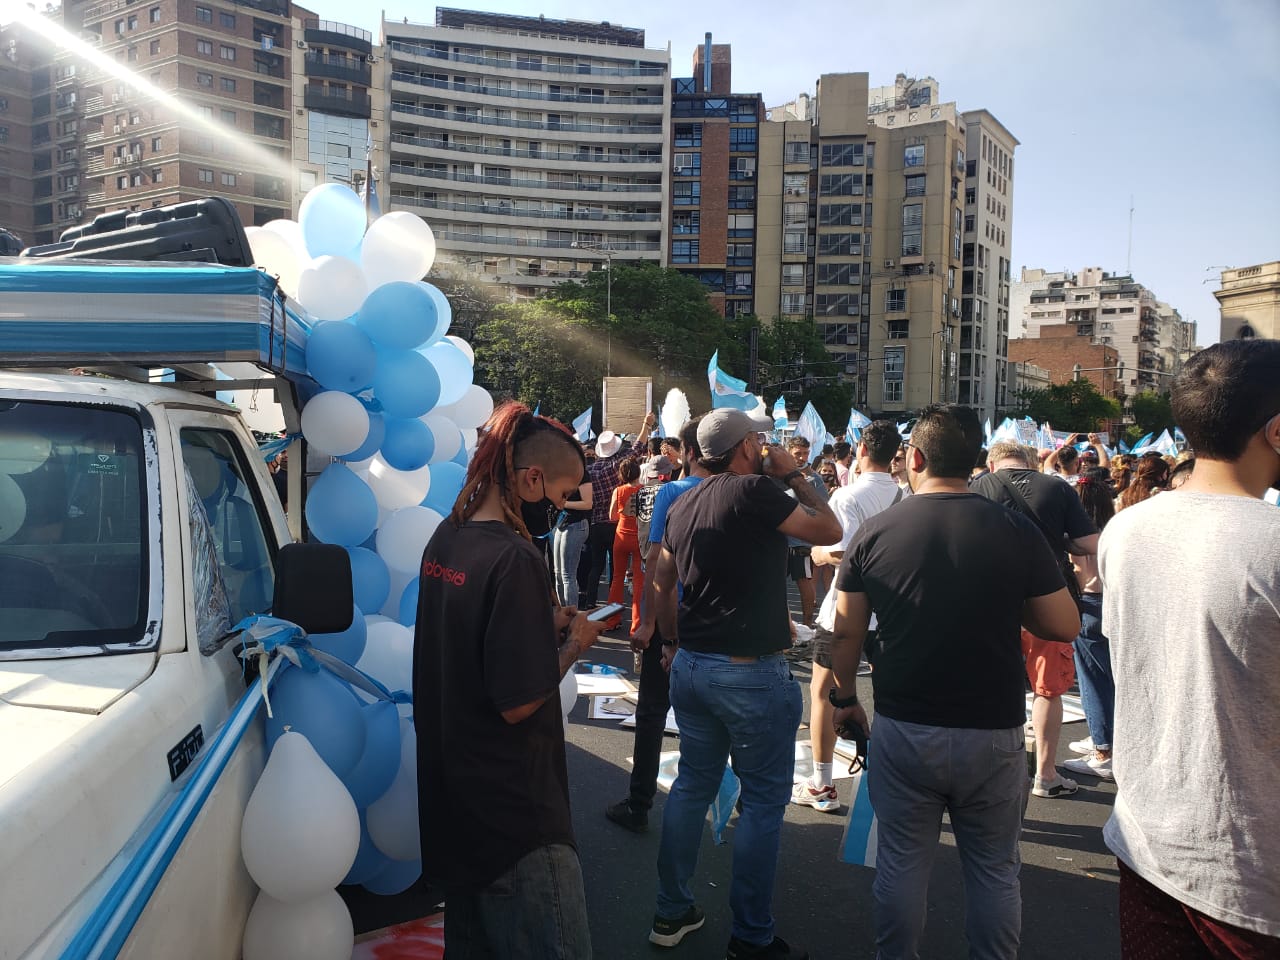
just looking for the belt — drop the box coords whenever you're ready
[730,650,787,663]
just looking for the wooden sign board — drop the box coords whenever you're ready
[602,377,652,435]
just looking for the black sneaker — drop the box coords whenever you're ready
[725,935,808,959]
[649,905,705,947]
[605,799,648,834]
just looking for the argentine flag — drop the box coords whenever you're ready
[772,395,788,431]
[794,402,827,449]
[846,408,871,443]
[707,351,758,411]
[572,407,594,443]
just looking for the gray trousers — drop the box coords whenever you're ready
[868,715,1028,960]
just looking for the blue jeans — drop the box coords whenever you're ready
[868,715,1027,960]
[552,519,588,608]
[1073,593,1114,750]
[444,843,591,959]
[656,649,803,946]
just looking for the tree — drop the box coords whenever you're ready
[1011,380,1121,431]
[734,315,854,430]
[1127,390,1174,442]
[427,269,503,343]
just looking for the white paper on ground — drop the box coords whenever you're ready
[575,673,632,698]
[1025,692,1086,725]
[589,696,635,720]
[620,706,679,734]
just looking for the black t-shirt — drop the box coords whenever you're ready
[969,469,1096,543]
[837,493,1065,729]
[561,468,591,525]
[662,473,797,656]
[413,520,573,892]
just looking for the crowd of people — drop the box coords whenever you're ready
[411,338,1279,960]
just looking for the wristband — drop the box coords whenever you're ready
[783,469,805,485]
[828,687,859,709]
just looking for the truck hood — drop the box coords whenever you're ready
[0,652,156,714]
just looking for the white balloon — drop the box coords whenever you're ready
[297,255,368,322]
[262,218,308,259]
[354,621,413,703]
[461,427,479,452]
[240,732,360,903]
[445,335,474,363]
[361,211,437,289]
[376,506,444,573]
[366,455,433,511]
[559,669,577,722]
[247,226,304,300]
[243,889,353,960]
[301,392,370,458]
[423,413,462,463]
[364,614,394,627]
[438,385,494,431]
[367,720,420,861]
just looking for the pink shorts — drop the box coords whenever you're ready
[1021,629,1075,698]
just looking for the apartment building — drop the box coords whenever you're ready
[666,38,763,319]
[1007,324,1122,399]
[290,14,381,208]
[0,14,64,246]
[73,0,296,227]
[1215,261,1280,342]
[1015,267,1193,393]
[382,8,670,298]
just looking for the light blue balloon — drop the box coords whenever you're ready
[373,349,442,420]
[299,183,366,259]
[266,667,367,778]
[341,410,385,463]
[450,442,470,468]
[344,814,391,886]
[310,603,366,664]
[346,547,390,614]
[421,282,452,342]
[398,577,419,627]
[381,417,436,472]
[356,281,441,351]
[421,461,467,515]
[363,857,422,896]
[306,321,377,392]
[306,463,378,546]
[342,700,402,808]
[420,340,473,406]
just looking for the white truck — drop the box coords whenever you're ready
[0,250,347,960]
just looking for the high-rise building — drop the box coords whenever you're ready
[289,13,381,209]
[1014,266,1193,393]
[382,8,670,298]
[73,0,298,227]
[1215,261,1280,342]
[760,74,999,416]
[666,37,762,319]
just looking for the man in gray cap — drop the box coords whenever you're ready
[645,408,841,960]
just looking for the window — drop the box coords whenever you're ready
[783,173,808,197]
[673,181,700,205]
[150,6,161,22]
[727,244,753,264]
[782,264,805,286]
[220,108,236,125]
[818,262,858,285]
[821,142,864,167]
[196,71,213,87]
[783,231,806,254]
[816,295,857,317]
[728,186,755,209]
[883,381,903,403]
[673,211,700,234]
[727,213,754,234]
[819,203,860,226]
[673,152,700,175]
[674,78,696,95]
[888,319,909,339]
[220,11,236,28]
[781,292,807,314]
[784,202,807,226]
[195,6,212,23]
[674,123,701,147]
[819,173,862,196]
[728,270,752,292]
[198,167,214,183]
[128,47,138,62]
[149,39,160,55]
[819,233,859,256]
[886,289,907,312]
[670,239,700,263]
[197,39,213,56]
[902,203,923,228]
[729,126,757,151]
[181,429,276,632]
[197,105,213,119]
[784,141,809,164]
[904,144,925,167]
[221,77,236,92]
[127,15,138,29]
[221,172,236,186]
[220,45,236,62]
[116,175,128,189]
[905,174,926,197]
[151,167,163,182]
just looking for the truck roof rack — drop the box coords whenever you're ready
[20,197,253,266]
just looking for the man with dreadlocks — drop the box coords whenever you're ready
[414,401,607,958]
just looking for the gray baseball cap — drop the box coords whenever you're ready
[697,408,774,459]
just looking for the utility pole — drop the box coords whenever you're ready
[748,325,759,393]
[1126,194,1135,275]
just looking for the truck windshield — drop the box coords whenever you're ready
[0,400,149,653]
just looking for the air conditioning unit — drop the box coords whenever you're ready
[884,259,895,269]
[113,123,122,134]
[742,170,754,178]
[296,40,307,49]
[113,156,123,165]
[130,117,140,125]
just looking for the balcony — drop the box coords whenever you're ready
[387,41,666,78]
[304,89,371,118]
[389,163,661,194]
[391,102,662,137]
[389,72,663,107]
[305,53,372,86]
[389,132,661,167]
[428,229,660,252]
[304,19,373,55]
[405,196,661,223]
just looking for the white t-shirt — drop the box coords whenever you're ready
[817,471,903,632]
[1099,490,1280,935]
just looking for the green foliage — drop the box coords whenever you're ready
[1010,380,1121,431]
[1127,390,1175,440]
[732,315,854,429]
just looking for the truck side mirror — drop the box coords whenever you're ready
[272,543,353,635]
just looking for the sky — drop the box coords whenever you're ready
[321,0,1278,344]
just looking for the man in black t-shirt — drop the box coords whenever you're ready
[829,405,1080,960]
[646,408,841,959]
[415,405,606,958]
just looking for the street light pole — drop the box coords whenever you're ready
[572,240,613,377]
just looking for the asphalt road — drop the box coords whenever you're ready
[347,595,1122,959]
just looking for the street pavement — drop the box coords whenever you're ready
[348,592,1122,959]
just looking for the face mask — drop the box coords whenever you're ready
[518,472,557,538]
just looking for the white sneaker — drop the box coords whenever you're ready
[790,780,841,813]
[1031,775,1078,799]
[1061,753,1114,780]
[1068,736,1094,755]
